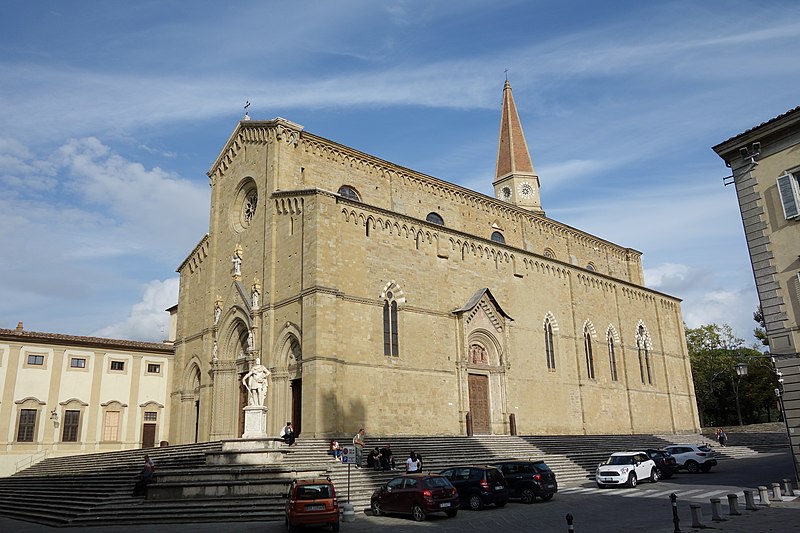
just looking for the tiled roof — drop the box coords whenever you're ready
[0,328,173,353]
[718,105,800,146]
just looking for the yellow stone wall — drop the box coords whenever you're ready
[170,119,700,442]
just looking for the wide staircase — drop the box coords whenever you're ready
[0,431,775,527]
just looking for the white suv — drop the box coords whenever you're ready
[595,452,659,488]
[663,444,718,473]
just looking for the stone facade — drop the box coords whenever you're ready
[0,324,173,476]
[170,85,700,442]
[713,105,800,482]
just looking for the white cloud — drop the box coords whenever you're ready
[92,278,179,342]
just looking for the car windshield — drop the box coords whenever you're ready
[607,456,635,465]
[296,484,332,500]
[424,477,453,489]
[485,469,504,483]
[534,461,552,471]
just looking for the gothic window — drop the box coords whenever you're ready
[491,231,505,244]
[586,263,596,272]
[584,326,595,379]
[383,292,399,357]
[469,344,489,365]
[243,190,258,224]
[544,319,556,371]
[62,410,80,442]
[338,185,360,202]
[17,409,37,442]
[636,324,653,385]
[426,212,444,225]
[608,333,618,381]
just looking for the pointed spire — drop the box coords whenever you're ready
[493,80,542,213]
[495,80,535,178]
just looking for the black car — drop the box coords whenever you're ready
[491,460,558,503]
[627,448,679,479]
[438,465,509,511]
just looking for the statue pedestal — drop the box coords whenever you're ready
[242,405,268,439]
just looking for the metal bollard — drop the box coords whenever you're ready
[565,512,574,532]
[758,486,771,506]
[669,493,682,533]
[727,493,741,516]
[690,503,705,528]
[743,489,759,511]
[710,498,726,522]
[783,478,795,497]
[771,482,782,501]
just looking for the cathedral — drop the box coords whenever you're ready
[169,81,700,442]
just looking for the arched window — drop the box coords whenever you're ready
[637,324,653,385]
[383,291,399,357]
[426,212,444,225]
[490,231,505,244]
[586,263,596,272]
[543,248,556,260]
[338,185,360,201]
[584,326,595,379]
[608,332,618,381]
[544,319,556,370]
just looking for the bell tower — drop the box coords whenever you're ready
[493,80,543,213]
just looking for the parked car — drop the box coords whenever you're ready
[491,460,558,503]
[595,452,659,488]
[370,473,459,521]
[285,477,339,532]
[627,448,679,479]
[438,465,509,510]
[663,444,718,473]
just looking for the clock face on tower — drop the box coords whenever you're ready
[501,186,512,199]
[519,182,534,198]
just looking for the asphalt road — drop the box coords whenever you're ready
[2,451,799,532]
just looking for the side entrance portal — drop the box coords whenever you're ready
[468,373,491,434]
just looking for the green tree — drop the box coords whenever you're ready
[753,306,770,347]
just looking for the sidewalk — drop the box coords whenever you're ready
[661,497,800,532]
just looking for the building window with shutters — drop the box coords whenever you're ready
[103,411,121,441]
[777,171,800,220]
[17,409,37,442]
[62,410,81,442]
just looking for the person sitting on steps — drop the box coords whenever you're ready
[280,421,296,446]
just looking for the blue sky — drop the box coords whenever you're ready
[2,0,799,345]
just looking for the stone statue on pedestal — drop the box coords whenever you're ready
[242,358,270,407]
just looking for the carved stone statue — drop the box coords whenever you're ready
[247,329,255,351]
[242,358,270,407]
[212,341,219,362]
[251,279,261,309]
[232,245,243,277]
[213,298,222,325]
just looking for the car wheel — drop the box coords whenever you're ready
[331,521,340,532]
[540,494,554,501]
[445,509,458,518]
[371,501,383,516]
[412,504,426,522]
[700,464,712,473]
[627,473,638,488]
[650,468,660,483]
[685,460,700,474]
[468,494,484,511]
[521,488,535,504]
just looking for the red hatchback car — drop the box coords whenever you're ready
[285,478,340,532]
[371,473,460,521]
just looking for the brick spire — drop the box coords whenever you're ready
[493,80,542,213]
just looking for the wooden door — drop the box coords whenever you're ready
[468,374,491,434]
[142,423,156,448]
[291,378,302,436]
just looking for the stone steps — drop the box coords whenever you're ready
[0,432,775,526]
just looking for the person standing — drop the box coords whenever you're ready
[406,451,420,473]
[718,427,727,447]
[353,428,365,468]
